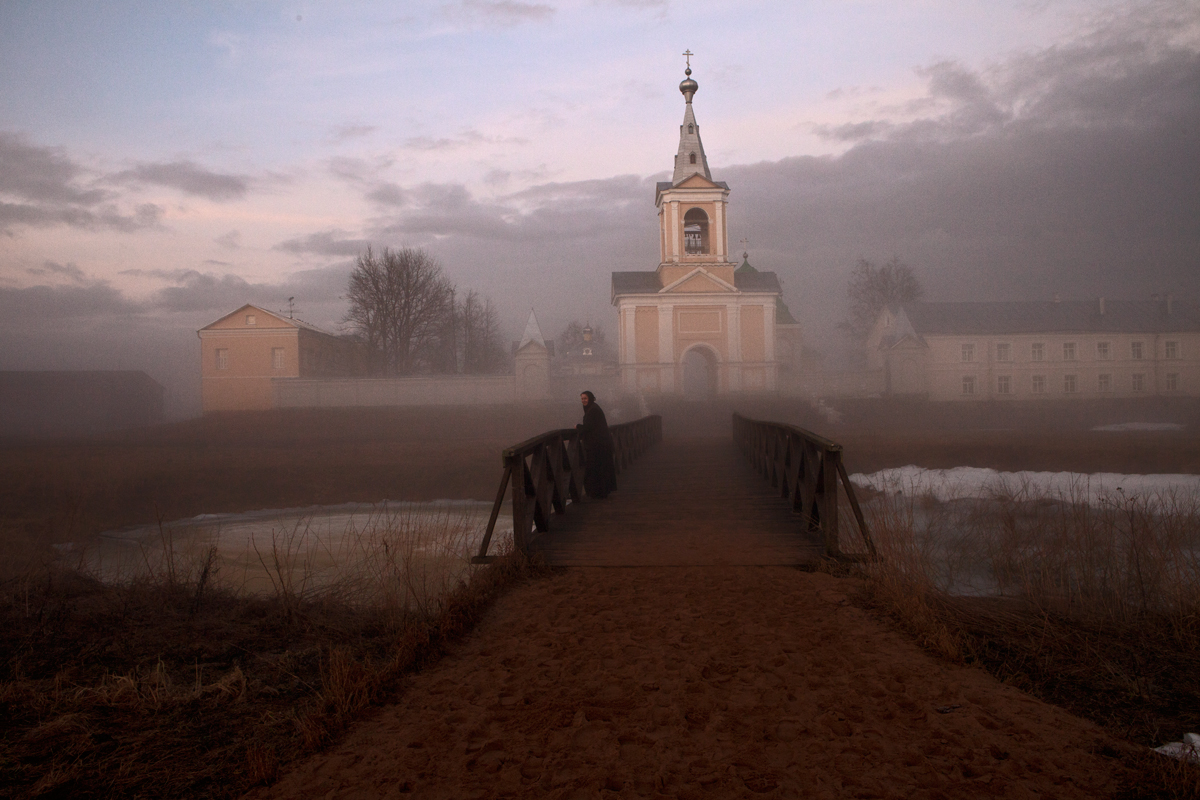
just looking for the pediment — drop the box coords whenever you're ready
[201,304,296,331]
[676,173,720,189]
[661,268,737,295]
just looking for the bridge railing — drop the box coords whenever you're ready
[473,414,663,563]
[732,413,876,560]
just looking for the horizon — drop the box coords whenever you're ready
[2,0,1198,417]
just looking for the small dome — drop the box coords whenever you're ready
[679,67,698,103]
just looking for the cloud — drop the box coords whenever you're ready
[0,134,163,233]
[819,2,1200,146]
[327,124,378,144]
[365,183,406,207]
[0,281,145,321]
[119,267,196,280]
[401,129,528,152]
[109,160,250,201]
[274,229,371,257]
[214,229,242,249]
[0,133,106,206]
[441,0,554,28]
[327,155,395,186]
[26,260,89,284]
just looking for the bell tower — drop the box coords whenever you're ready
[655,57,735,288]
[611,54,786,397]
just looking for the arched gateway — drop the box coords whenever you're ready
[610,62,798,396]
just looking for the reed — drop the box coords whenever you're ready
[0,505,537,800]
[854,481,1200,798]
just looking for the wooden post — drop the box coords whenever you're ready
[510,454,528,555]
[835,457,876,558]
[472,466,511,564]
[822,447,841,558]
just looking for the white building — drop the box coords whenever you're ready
[869,298,1200,400]
[611,65,801,397]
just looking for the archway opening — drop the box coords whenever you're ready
[682,347,717,399]
[683,207,709,255]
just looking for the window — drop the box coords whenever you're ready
[1132,373,1145,392]
[582,347,592,356]
[962,375,976,395]
[1032,375,1046,394]
[1063,342,1076,361]
[688,124,694,134]
[997,375,1011,394]
[215,348,229,370]
[1166,341,1179,359]
[1131,341,1144,360]
[271,347,285,370]
[1098,374,1112,392]
[1031,343,1044,362]
[246,314,256,325]
[961,343,975,362]
[1096,341,1111,360]
[689,152,697,164]
[1064,374,1077,393]
[996,343,1011,362]
[1167,373,1179,391]
[682,207,709,254]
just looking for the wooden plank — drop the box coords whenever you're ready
[475,465,511,561]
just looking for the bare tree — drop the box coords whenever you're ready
[459,290,506,374]
[556,320,610,358]
[843,256,923,340]
[344,246,455,375]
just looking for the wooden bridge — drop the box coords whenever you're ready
[474,414,875,567]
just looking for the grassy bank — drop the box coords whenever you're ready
[853,485,1200,798]
[0,520,543,799]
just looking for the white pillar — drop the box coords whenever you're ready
[764,301,777,391]
[727,303,741,392]
[714,200,725,259]
[658,304,675,393]
[622,305,636,364]
[669,202,679,260]
[763,303,776,361]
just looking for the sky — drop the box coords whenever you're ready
[1,0,1198,417]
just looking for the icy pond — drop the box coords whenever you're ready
[75,501,514,603]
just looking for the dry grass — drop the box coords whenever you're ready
[0,501,543,799]
[854,482,1200,798]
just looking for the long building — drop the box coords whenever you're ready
[868,298,1200,400]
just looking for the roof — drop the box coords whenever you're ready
[735,254,757,275]
[656,180,730,195]
[672,99,711,185]
[902,300,1200,335]
[733,271,782,293]
[611,270,783,296]
[612,271,663,296]
[776,297,799,325]
[199,303,342,338]
[517,309,547,351]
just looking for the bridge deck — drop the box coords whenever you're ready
[530,437,824,567]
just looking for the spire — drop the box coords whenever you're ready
[518,309,546,350]
[672,55,711,185]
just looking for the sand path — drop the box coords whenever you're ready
[250,566,1131,799]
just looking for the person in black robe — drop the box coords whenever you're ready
[577,391,617,499]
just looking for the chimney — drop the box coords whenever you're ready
[1098,297,1105,315]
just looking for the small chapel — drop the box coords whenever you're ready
[611,61,801,397]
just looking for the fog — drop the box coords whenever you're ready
[0,1,1197,418]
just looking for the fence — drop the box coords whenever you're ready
[732,413,876,559]
[473,414,663,562]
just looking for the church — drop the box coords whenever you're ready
[611,63,801,397]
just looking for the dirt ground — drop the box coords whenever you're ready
[250,566,1135,800]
